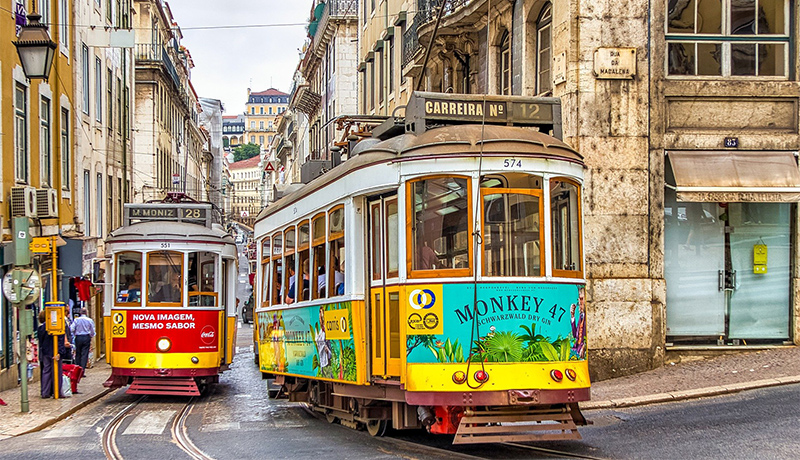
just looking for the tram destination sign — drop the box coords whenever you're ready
[406,92,562,139]
[124,204,212,227]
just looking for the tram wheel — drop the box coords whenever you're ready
[326,412,338,424]
[366,419,388,437]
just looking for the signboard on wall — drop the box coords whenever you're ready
[593,47,637,79]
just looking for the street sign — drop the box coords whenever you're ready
[264,161,278,172]
[241,210,249,218]
[172,173,180,185]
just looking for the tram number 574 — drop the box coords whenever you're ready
[503,158,522,168]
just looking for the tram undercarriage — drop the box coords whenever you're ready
[273,375,589,444]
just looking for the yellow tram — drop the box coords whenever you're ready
[103,195,239,396]
[254,93,588,443]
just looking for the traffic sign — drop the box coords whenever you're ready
[264,161,278,172]
[172,173,180,185]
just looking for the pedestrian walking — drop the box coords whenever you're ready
[37,310,67,398]
[70,308,96,371]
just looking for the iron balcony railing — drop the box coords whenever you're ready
[314,0,358,47]
[403,0,472,67]
[135,43,181,91]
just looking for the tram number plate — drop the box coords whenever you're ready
[112,311,127,338]
[503,159,523,169]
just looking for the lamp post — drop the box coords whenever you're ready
[13,13,57,80]
[8,11,57,411]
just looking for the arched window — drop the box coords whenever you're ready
[536,4,552,94]
[499,30,511,95]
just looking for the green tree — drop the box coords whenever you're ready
[233,143,260,162]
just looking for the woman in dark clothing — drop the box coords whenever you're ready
[37,310,67,398]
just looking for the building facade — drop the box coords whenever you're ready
[198,97,224,217]
[390,0,800,379]
[222,114,245,148]
[229,155,263,228]
[244,88,289,152]
[131,0,207,203]
[0,0,77,390]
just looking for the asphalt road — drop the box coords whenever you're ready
[1,323,797,459]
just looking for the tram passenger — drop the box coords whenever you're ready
[283,265,296,303]
[334,257,344,296]
[317,266,326,297]
[152,272,182,303]
[286,261,310,304]
[417,240,438,270]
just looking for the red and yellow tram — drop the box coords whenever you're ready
[103,196,238,396]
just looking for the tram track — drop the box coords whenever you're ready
[101,394,214,460]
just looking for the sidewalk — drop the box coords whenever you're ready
[0,360,113,440]
[0,347,799,438]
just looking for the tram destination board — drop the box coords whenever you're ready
[405,91,562,139]
[124,204,212,227]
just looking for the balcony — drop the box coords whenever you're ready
[402,0,477,67]
[312,0,358,55]
[135,43,181,91]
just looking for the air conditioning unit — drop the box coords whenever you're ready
[10,186,37,218]
[36,188,59,218]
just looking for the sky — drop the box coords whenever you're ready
[165,0,312,115]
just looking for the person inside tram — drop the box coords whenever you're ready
[283,265,296,303]
[286,261,309,304]
[414,212,439,270]
[334,257,344,296]
[127,268,142,301]
[153,271,182,303]
[317,265,326,298]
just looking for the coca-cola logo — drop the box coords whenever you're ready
[200,325,216,345]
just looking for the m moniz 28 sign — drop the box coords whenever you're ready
[406,92,559,131]
[124,204,210,226]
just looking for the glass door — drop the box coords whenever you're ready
[665,193,726,336]
[728,203,790,339]
[368,197,401,378]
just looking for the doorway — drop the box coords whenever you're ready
[665,190,791,342]
[368,195,401,378]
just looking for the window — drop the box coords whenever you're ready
[268,121,273,130]
[386,199,399,278]
[261,237,271,306]
[260,107,264,115]
[328,206,345,297]
[388,37,395,93]
[550,178,582,277]
[259,135,265,145]
[97,173,103,236]
[271,232,283,304]
[369,61,375,110]
[283,227,297,303]
[61,108,70,190]
[115,252,143,305]
[250,136,255,143]
[14,84,28,183]
[259,121,264,130]
[298,221,310,301]
[536,4,552,94]
[106,0,113,23]
[250,121,256,129]
[500,31,511,95]
[147,251,184,305]
[59,0,68,49]
[39,0,50,25]
[666,0,789,77]
[311,214,326,298]
[40,97,52,186]
[95,57,102,122]
[107,69,114,132]
[83,170,91,234]
[117,77,122,134]
[482,190,542,277]
[188,251,218,306]
[82,44,90,114]
[409,177,471,276]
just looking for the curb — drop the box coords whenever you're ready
[580,375,800,410]
[13,388,115,437]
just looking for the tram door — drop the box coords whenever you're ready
[368,196,401,378]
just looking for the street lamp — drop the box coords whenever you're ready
[14,13,57,80]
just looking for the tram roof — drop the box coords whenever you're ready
[255,124,582,222]
[107,221,236,245]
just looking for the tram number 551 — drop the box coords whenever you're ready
[503,159,522,168]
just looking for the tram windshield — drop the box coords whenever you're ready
[551,179,582,276]
[410,176,470,273]
[115,252,143,304]
[482,190,542,276]
[147,251,184,305]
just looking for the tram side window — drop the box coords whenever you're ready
[410,177,470,275]
[284,227,298,304]
[298,221,310,301]
[328,206,345,297]
[272,232,283,305]
[147,251,184,305]
[312,214,326,298]
[115,252,142,304]
[188,251,218,306]
[261,237,271,306]
[551,179,582,276]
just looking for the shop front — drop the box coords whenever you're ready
[664,151,799,344]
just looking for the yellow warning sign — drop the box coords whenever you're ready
[111,311,127,338]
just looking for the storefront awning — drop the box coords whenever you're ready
[666,151,800,202]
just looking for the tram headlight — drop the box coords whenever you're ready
[156,337,172,352]
[550,369,564,382]
[565,368,577,381]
